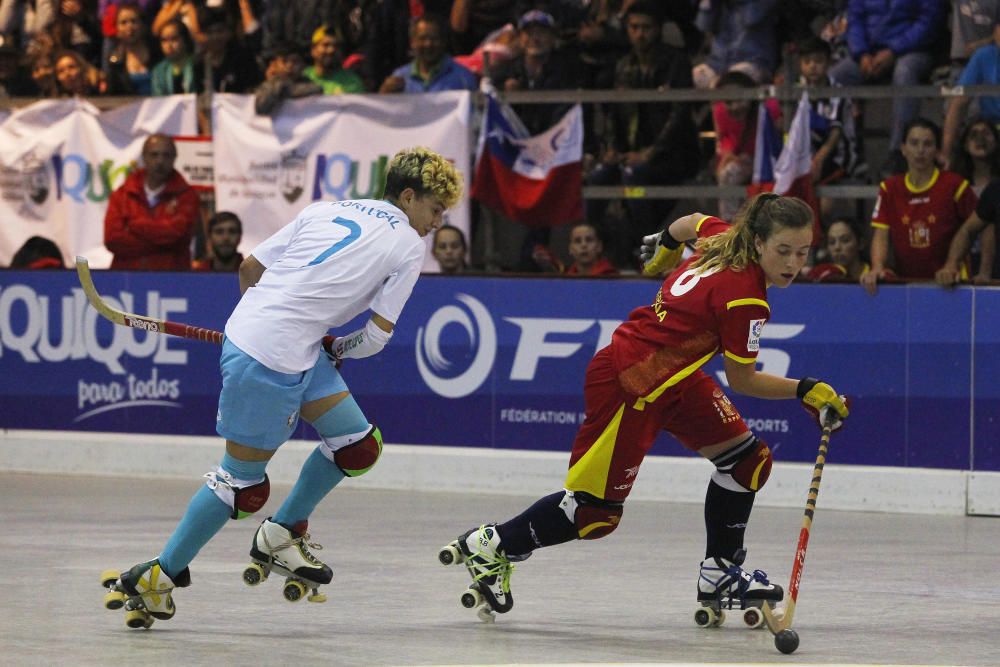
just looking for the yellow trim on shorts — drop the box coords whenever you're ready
[564,403,626,499]
[632,348,718,412]
[726,297,770,311]
[724,350,757,364]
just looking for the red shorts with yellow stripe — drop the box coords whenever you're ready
[565,347,749,502]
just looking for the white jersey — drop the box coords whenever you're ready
[225,199,425,373]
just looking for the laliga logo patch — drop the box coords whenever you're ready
[416,293,496,399]
[747,319,765,352]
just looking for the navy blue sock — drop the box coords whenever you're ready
[497,491,577,557]
[704,479,755,560]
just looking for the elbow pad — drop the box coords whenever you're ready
[334,319,393,360]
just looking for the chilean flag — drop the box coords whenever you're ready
[749,92,821,244]
[471,92,584,227]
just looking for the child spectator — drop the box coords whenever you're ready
[9,235,65,269]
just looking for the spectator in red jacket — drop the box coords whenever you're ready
[104,133,201,270]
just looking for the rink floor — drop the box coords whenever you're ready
[2,471,997,667]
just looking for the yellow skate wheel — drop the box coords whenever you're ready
[125,609,152,629]
[103,590,126,610]
[742,607,763,628]
[461,587,483,609]
[283,579,306,602]
[100,569,120,589]
[307,589,327,603]
[242,563,266,586]
[438,544,462,566]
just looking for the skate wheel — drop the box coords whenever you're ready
[100,569,120,589]
[742,607,763,628]
[243,563,266,586]
[716,610,726,626]
[476,604,495,623]
[307,589,327,603]
[694,607,716,627]
[438,544,462,566]
[125,609,152,629]
[104,590,126,610]
[283,579,307,602]
[461,587,483,609]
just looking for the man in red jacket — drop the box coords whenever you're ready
[104,134,201,270]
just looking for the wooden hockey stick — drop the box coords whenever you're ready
[75,256,224,344]
[761,410,837,654]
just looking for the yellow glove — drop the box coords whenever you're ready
[640,231,685,277]
[796,377,849,430]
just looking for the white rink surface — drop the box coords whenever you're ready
[1,472,997,667]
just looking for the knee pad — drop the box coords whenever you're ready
[204,468,270,519]
[319,424,383,477]
[560,490,624,540]
[711,435,772,492]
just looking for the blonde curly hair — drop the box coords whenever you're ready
[383,146,463,209]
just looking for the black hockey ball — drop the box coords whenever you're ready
[774,628,800,654]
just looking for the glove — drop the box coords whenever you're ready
[322,335,343,369]
[640,228,684,277]
[796,377,849,430]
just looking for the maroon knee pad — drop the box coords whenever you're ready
[573,492,624,540]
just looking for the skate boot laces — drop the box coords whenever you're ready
[468,526,514,593]
[262,527,325,567]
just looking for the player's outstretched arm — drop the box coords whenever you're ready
[640,213,704,277]
[724,358,848,430]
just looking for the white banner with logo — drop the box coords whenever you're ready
[212,92,472,272]
[0,96,198,267]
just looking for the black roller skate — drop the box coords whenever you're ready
[438,524,516,623]
[100,559,191,629]
[694,548,783,629]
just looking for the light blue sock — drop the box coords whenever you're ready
[272,396,367,528]
[159,454,268,578]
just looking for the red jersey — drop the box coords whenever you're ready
[610,216,769,407]
[871,169,977,279]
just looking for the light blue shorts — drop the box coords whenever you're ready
[216,338,349,449]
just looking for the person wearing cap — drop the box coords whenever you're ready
[378,14,477,94]
[303,24,365,94]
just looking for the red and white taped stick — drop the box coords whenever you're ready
[75,256,224,344]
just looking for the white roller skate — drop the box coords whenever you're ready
[438,524,515,622]
[243,518,332,603]
[99,559,190,629]
[694,548,783,629]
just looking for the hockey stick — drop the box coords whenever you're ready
[75,256,224,344]
[761,410,837,654]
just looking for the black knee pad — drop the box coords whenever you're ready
[324,425,383,477]
[712,435,772,492]
[570,491,624,540]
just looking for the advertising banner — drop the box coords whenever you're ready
[0,272,996,471]
[212,92,472,273]
[0,97,199,267]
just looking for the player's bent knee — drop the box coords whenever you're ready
[712,435,772,491]
[567,491,624,540]
[204,469,270,519]
[320,425,383,477]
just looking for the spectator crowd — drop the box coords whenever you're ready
[2,0,999,287]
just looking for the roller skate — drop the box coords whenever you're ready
[694,548,783,629]
[99,559,191,630]
[242,518,331,603]
[438,524,516,623]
